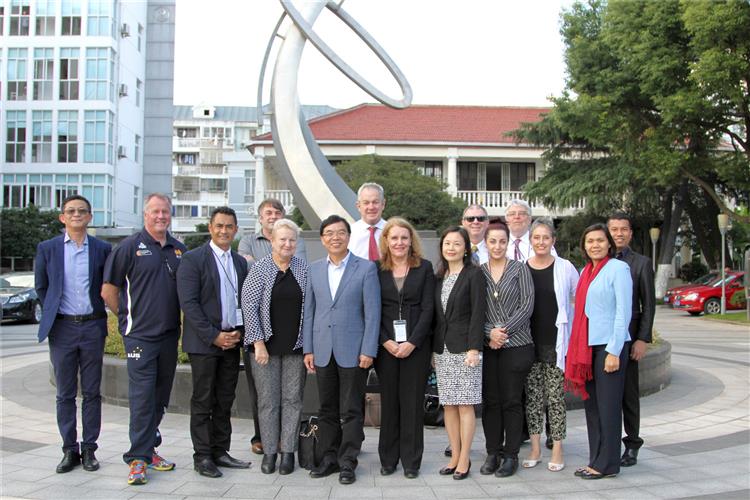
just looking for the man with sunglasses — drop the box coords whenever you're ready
[102,193,187,486]
[35,194,112,474]
[461,204,490,264]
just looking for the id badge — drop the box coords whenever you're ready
[393,320,407,343]
[235,308,244,327]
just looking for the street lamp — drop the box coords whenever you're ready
[717,213,730,315]
[649,227,660,273]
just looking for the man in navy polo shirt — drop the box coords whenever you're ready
[102,193,187,486]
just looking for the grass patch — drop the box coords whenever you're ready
[700,312,750,325]
[104,312,190,363]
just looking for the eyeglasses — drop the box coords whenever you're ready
[322,230,349,239]
[63,208,90,215]
[506,211,529,217]
[463,216,488,222]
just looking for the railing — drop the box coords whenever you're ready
[176,165,226,176]
[173,138,235,149]
[265,190,295,211]
[175,138,201,148]
[173,191,200,201]
[457,191,585,212]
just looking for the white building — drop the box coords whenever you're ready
[0,0,176,232]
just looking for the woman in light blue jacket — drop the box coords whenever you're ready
[565,223,632,480]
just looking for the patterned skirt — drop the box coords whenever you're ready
[434,345,482,406]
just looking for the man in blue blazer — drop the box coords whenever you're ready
[177,207,250,478]
[35,194,112,474]
[303,215,381,485]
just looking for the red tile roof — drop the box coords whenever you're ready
[254,103,550,144]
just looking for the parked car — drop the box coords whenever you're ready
[0,272,42,323]
[672,272,746,315]
[664,272,720,305]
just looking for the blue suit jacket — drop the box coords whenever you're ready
[302,253,381,368]
[584,258,633,356]
[34,234,112,342]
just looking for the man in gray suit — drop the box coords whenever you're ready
[303,215,381,485]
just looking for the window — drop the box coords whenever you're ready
[87,0,112,37]
[137,23,143,51]
[29,184,52,208]
[135,79,142,106]
[201,206,221,217]
[59,48,79,99]
[244,169,255,204]
[175,127,197,138]
[176,153,196,165]
[134,134,141,163]
[84,47,113,99]
[417,160,443,179]
[84,110,107,162]
[10,0,30,36]
[508,163,535,191]
[174,177,199,191]
[0,6,5,36]
[458,162,478,190]
[33,48,54,100]
[31,111,52,162]
[133,186,139,214]
[7,48,28,100]
[58,111,78,162]
[201,179,227,192]
[61,0,81,35]
[6,111,27,163]
[3,184,26,208]
[174,205,194,218]
[35,0,56,35]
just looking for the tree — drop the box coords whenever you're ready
[1,206,64,260]
[183,223,210,250]
[295,155,466,231]
[513,0,750,293]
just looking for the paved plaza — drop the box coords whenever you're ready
[1,307,748,499]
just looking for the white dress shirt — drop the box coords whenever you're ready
[327,251,351,300]
[349,218,386,260]
[209,240,238,328]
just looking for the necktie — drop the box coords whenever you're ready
[222,252,237,328]
[471,244,479,264]
[514,239,522,261]
[368,226,379,261]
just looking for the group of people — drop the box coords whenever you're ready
[34,184,654,487]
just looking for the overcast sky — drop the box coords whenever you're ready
[173,0,573,109]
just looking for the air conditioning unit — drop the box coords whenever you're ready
[119,84,128,97]
[117,146,127,158]
[121,23,130,37]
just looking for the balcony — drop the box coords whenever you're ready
[176,165,226,176]
[265,190,295,212]
[173,138,235,150]
[457,191,585,217]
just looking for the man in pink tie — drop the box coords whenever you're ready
[348,183,386,261]
[505,199,557,262]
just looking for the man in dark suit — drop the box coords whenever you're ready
[35,194,112,473]
[303,215,381,485]
[607,213,656,467]
[177,207,250,478]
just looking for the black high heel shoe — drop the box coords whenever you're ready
[453,461,471,480]
[439,464,457,475]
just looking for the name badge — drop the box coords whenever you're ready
[235,308,244,327]
[393,320,407,343]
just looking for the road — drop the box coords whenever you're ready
[0,321,46,359]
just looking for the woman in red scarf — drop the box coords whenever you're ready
[565,223,632,480]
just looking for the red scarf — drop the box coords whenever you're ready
[564,256,610,400]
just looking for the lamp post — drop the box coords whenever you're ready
[649,227,660,273]
[717,213,730,315]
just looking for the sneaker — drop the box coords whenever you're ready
[148,451,175,471]
[127,460,148,485]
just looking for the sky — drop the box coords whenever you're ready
[173,0,573,110]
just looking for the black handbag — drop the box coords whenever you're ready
[423,369,444,426]
[298,416,323,470]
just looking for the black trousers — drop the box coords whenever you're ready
[188,349,241,460]
[374,345,431,471]
[584,344,629,475]
[316,357,367,469]
[482,344,535,458]
[122,333,179,464]
[622,342,643,450]
[48,319,106,453]
[241,348,262,442]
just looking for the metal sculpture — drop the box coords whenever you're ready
[257,0,412,227]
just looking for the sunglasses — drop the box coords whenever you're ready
[463,216,488,222]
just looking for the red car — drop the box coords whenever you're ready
[664,272,719,306]
[672,272,746,315]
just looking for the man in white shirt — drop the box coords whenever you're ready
[505,199,556,262]
[348,183,386,261]
[461,204,489,264]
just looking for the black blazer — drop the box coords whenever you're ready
[377,259,435,350]
[432,265,487,354]
[620,249,656,343]
[177,242,248,354]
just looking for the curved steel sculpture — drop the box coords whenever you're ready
[258,0,412,227]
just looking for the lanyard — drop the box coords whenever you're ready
[394,266,410,320]
[212,250,238,297]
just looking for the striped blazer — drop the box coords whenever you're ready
[241,254,308,350]
[481,259,535,347]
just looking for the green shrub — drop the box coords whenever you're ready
[105,313,190,363]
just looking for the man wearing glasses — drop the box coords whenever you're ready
[102,193,187,486]
[504,199,556,262]
[35,195,112,474]
[461,204,490,264]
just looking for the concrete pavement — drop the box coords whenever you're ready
[1,307,748,499]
